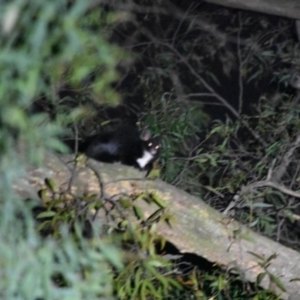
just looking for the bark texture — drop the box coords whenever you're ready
[15,153,300,300]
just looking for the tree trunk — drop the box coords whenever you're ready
[16,153,300,300]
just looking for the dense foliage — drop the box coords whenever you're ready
[117,2,300,252]
[0,1,124,298]
[1,0,298,299]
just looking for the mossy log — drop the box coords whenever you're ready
[15,153,300,300]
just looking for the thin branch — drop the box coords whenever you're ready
[223,179,300,215]
[237,12,244,115]
[161,42,267,147]
[88,0,248,46]
[241,180,300,199]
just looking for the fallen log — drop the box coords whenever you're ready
[15,153,300,300]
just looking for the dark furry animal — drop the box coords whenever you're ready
[65,124,160,173]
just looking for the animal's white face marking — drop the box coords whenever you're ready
[136,150,154,168]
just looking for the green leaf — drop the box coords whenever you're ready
[147,168,160,179]
[146,258,165,268]
[150,193,167,208]
[99,243,123,270]
[256,272,266,285]
[132,268,142,298]
[133,205,143,220]
[3,106,27,129]
[251,202,273,208]
[269,273,286,292]
[119,198,132,209]
[145,280,162,298]
[44,178,56,192]
[248,251,265,260]
[145,208,164,224]
[265,253,278,264]
[38,189,51,203]
[36,211,57,219]
[118,220,128,229]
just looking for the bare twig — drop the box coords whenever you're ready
[240,180,300,199]
[237,12,244,115]
[223,179,300,216]
[88,0,249,46]
[162,42,267,147]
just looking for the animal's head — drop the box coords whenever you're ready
[140,129,160,156]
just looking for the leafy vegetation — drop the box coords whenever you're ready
[27,181,282,300]
[0,1,124,298]
[0,0,297,299]
[124,3,300,252]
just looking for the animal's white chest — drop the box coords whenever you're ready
[136,150,153,168]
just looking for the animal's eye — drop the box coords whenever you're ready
[155,145,159,149]
[148,142,152,147]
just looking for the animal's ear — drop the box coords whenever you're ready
[140,129,152,141]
